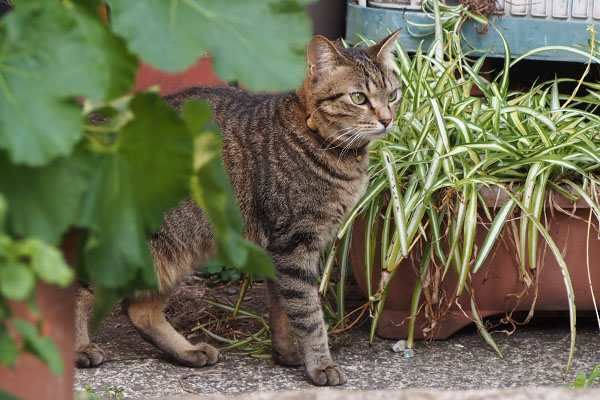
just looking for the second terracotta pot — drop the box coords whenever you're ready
[351,188,600,340]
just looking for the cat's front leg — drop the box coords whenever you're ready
[269,249,346,386]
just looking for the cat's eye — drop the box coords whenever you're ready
[388,90,398,102]
[350,92,367,105]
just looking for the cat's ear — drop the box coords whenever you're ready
[369,29,401,70]
[307,35,349,79]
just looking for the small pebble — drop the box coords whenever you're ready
[403,348,415,358]
[391,340,406,353]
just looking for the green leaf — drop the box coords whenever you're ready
[194,162,245,261]
[73,0,106,11]
[471,296,503,359]
[20,238,74,287]
[12,319,63,375]
[0,261,35,301]
[0,300,10,319]
[221,268,241,282]
[78,92,194,289]
[380,148,408,257]
[90,285,122,332]
[243,242,275,279]
[184,105,244,265]
[5,1,137,100]
[0,151,90,245]
[587,363,600,387]
[183,101,273,278]
[107,0,311,91]
[0,0,137,166]
[181,100,213,136]
[457,184,478,296]
[201,260,224,275]
[0,389,20,400]
[0,193,6,229]
[573,371,587,388]
[0,323,18,367]
[473,198,516,273]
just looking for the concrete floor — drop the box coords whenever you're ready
[74,309,600,399]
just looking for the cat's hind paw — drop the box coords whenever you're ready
[178,343,219,367]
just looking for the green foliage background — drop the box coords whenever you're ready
[0,0,312,385]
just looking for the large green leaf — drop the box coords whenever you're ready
[78,93,194,289]
[0,0,137,166]
[108,0,311,91]
[0,151,90,245]
[182,101,274,278]
[90,284,122,331]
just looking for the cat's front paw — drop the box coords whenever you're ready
[305,362,346,386]
[75,343,105,368]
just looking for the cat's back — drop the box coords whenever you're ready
[164,86,281,132]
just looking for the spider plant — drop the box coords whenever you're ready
[321,7,600,374]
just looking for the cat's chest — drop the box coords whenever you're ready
[260,160,366,220]
[299,170,367,233]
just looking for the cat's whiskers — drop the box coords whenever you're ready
[338,129,362,152]
[321,126,355,144]
[320,127,359,151]
[341,131,364,158]
[324,129,360,152]
[338,128,367,162]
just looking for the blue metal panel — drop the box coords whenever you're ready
[346,3,600,62]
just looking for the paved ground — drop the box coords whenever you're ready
[74,294,600,399]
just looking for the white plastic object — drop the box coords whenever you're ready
[572,0,590,19]
[553,0,569,18]
[511,0,528,16]
[367,0,600,21]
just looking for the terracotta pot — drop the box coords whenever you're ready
[351,187,600,340]
[0,239,77,400]
[133,57,226,96]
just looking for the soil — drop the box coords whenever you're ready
[460,0,500,18]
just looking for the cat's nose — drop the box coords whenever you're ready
[379,119,392,128]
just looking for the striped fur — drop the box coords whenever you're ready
[74,31,401,386]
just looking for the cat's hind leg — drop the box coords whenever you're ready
[126,236,219,368]
[266,280,302,367]
[126,293,218,367]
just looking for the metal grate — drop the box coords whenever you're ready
[368,0,600,22]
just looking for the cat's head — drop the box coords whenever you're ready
[299,30,401,151]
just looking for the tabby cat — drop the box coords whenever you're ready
[75,31,401,386]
